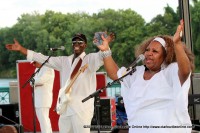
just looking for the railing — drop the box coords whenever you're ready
[106,82,121,98]
[0,87,10,104]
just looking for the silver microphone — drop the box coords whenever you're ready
[126,54,145,71]
[50,46,65,51]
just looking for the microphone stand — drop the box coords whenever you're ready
[22,54,53,133]
[94,94,101,133]
[82,67,136,132]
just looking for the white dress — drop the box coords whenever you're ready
[117,63,192,133]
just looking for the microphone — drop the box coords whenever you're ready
[50,46,65,51]
[126,54,145,71]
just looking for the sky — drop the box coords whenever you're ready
[0,0,178,28]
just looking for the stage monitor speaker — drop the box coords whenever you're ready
[91,97,116,131]
[0,104,23,133]
[0,104,19,125]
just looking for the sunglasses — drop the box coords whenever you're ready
[72,41,84,45]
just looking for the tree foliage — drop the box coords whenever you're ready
[0,2,200,78]
[191,0,200,71]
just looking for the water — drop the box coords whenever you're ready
[0,78,17,88]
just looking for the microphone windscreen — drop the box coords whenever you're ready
[60,46,65,50]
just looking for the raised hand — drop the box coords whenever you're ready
[173,20,184,44]
[5,38,28,55]
[97,32,115,51]
[107,32,115,43]
[5,38,22,51]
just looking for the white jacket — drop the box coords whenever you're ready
[33,66,55,108]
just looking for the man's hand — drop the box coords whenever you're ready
[5,38,28,55]
[107,32,115,43]
[5,39,22,51]
[97,32,115,51]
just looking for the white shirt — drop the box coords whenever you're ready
[27,50,103,116]
[117,63,192,133]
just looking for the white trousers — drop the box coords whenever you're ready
[36,107,52,133]
[59,110,93,133]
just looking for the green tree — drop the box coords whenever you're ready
[2,5,196,77]
[145,5,179,37]
[92,9,146,67]
[191,0,200,71]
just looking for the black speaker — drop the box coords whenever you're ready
[192,120,200,131]
[91,97,116,131]
[0,104,23,133]
[0,104,19,124]
[111,128,129,133]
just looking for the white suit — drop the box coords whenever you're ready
[33,66,55,133]
[27,50,103,133]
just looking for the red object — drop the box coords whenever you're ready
[17,61,108,132]
[96,72,107,97]
[17,60,60,132]
[70,59,82,79]
[110,97,117,127]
